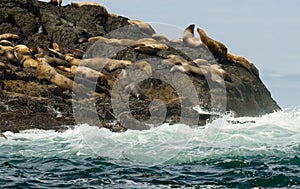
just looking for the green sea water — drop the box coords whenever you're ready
[0,109,299,188]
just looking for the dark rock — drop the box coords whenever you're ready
[0,0,280,133]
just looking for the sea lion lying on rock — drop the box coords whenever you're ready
[37,58,73,90]
[0,33,20,41]
[71,2,108,16]
[227,52,259,77]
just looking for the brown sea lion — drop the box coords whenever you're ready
[183,24,202,48]
[133,43,168,54]
[165,55,198,67]
[13,45,39,68]
[37,58,73,90]
[152,34,169,42]
[0,33,20,41]
[0,40,14,46]
[193,58,210,66]
[135,60,152,76]
[56,65,71,73]
[50,0,62,6]
[171,64,231,83]
[227,52,259,77]
[197,27,227,61]
[200,64,232,82]
[71,2,108,16]
[118,69,147,100]
[171,38,183,43]
[170,64,208,77]
[65,55,132,72]
[88,36,137,46]
[0,45,13,55]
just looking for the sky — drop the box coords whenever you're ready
[42,0,300,108]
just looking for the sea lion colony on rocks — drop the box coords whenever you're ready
[0,0,280,132]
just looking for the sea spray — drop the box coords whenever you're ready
[0,109,299,188]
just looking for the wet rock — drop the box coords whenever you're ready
[0,0,280,133]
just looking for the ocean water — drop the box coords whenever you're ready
[0,109,299,188]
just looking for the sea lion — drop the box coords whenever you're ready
[0,45,13,55]
[152,34,168,42]
[65,54,80,66]
[52,42,60,52]
[227,52,259,77]
[67,56,132,72]
[127,20,156,36]
[13,45,39,68]
[0,40,14,46]
[105,59,132,72]
[88,36,137,46]
[135,60,152,76]
[108,13,118,18]
[171,64,230,83]
[22,56,40,68]
[0,33,20,41]
[43,55,71,67]
[167,54,187,63]
[56,65,71,73]
[170,64,208,77]
[118,69,147,100]
[171,38,183,43]
[124,82,147,100]
[201,64,232,82]
[0,46,17,63]
[37,58,73,90]
[183,24,202,48]
[70,65,107,80]
[197,27,227,62]
[71,2,108,16]
[165,55,197,67]
[133,43,168,54]
[50,0,62,6]
[71,2,102,7]
[14,45,31,56]
[193,58,210,66]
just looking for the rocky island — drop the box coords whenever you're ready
[0,0,280,133]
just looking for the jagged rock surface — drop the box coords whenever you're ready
[0,0,280,132]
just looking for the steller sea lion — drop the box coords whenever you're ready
[50,0,62,6]
[227,52,259,77]
[0,33,20,41]
[193,58,210,66]
[171,63,231,84]
[13,45,39,68]
[71,2,108,16]
[197,27,227,62]
[135,60,152,76]
[183,24,202,48]
[0,40,14,46]
[133,43,168,55]
[152,34,169,42]
[37,58,73,90]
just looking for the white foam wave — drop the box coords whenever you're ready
[1,109,299,164]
